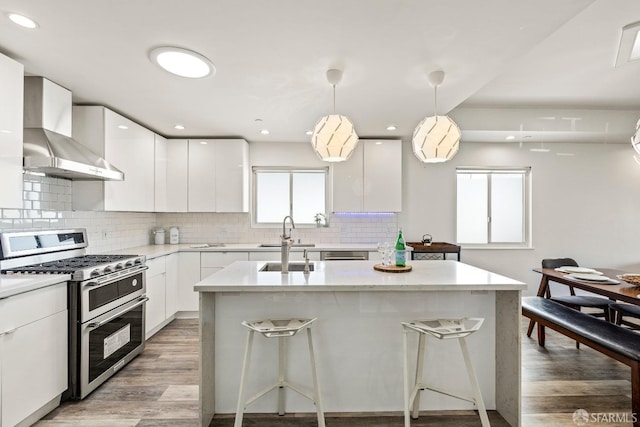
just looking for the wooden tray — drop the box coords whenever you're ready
[373,264,412,273]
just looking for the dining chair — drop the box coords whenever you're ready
[609,303,640,330]
[527,258,612,347]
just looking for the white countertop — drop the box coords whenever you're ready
[0,274,71,299]
[107,243,384,259]
[194,260,525,292]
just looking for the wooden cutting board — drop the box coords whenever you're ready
[373,264,412,273]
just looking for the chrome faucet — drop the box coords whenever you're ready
[281,216,295,273]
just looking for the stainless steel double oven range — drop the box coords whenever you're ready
[0,228,147,399]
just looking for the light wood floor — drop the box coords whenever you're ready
[35,319,633,426]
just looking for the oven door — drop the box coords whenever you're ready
[79,295,148,399]
[80,266,147,322]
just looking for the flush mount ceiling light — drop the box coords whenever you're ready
[615,21,640,67]
[149,47,215,79]
[310,69,359,162]
[631,118,640,154]
[7,12,38,29]
[412,70,461,163]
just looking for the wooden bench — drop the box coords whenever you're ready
[522,296,640,426]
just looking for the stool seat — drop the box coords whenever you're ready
[402,317,490,427]
[242,318,315,338]
[234,317,325,427]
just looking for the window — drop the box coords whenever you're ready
[456,167,531,246]
[253,167,328,226]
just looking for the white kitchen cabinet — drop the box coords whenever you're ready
[0,283,67,427]
[145,257,167,339]
[155,138,188,212]
[188,139,249,212]
[0,52,24,209]
[201,251,248,280]
[165,253,179,319]
[72,106,155,212]
[177,252,201,313]
[332,139,402,212]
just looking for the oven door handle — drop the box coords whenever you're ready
[87,296,149,330]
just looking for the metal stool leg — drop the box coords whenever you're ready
[234,330,255,427]
[306,328,325,427]
[278,336,286,415]
[458,337,490,427]
[402,327,411,427]
[411,333,426,419]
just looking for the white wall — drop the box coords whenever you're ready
[399,140,640,293]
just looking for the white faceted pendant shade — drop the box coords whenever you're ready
[311,114,359,162]
[412,115,461,163]
[632,118,640,155]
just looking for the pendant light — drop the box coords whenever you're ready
[632,118,640,154]
[412,70,461,163]
[311,69,359,162]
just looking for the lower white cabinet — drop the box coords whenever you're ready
[201,252,248,280]
[145,253,180,338]
[0,283,67,427]
[177,252,202,313]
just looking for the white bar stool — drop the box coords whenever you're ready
[234,318,325,427]
[401,318,490,427]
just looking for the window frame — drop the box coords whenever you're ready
[456,166,532,249]
[251,166,329,228]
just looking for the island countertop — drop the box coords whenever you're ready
[194,259,526,292]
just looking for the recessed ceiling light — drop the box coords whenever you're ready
[7,13,38,29]
[305,130,313,136]
[386,125,397,131]
[505,135,516,140]
[375,141,383,145]
[556,152,575,156]
[117,125,128,130]
[529,148,550,153]
[260,129,270,135]
[199,141,208,145]
[174,124,185,130]
[0,129,12,134]
[616,21,640,67]
[149,47,215,79]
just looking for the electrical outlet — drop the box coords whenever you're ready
[102,230,108,239]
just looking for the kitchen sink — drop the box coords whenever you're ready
[259,243,315,247]
[259,262,314,272]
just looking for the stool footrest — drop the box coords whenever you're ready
[243,380,318,409]
[411,383,477,405]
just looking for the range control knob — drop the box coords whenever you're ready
[90,269,101,277]
[115,263,124,270]
[103,265,113,274]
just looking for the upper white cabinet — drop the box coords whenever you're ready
[0,53,23,209]
[332,139,402,212]
[155,137,188,212]
[188,138,248,212]
[72,106,155,212]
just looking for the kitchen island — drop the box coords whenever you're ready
[195,260,525,426]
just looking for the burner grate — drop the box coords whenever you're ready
[2,254,137,275]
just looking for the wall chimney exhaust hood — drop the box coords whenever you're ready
[23,77,124,181]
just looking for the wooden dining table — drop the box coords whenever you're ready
[533,267,640,306]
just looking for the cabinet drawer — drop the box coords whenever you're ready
[0,282,67,333]
[201,252,248,268]
[146,256,166,277]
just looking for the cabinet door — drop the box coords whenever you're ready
[215,139,249,212]
[145,272,166,338]
[165,253,179,318]
[177,252,201,312]
[331,142,364,212]
[104,109,155,212]
[363,139,402,212]
[154,134,168,212]
[0,53,23,209]
[188,139,217,212]
[2,310,67,427]
[166,139,188,212]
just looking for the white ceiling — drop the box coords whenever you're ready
[0,0,639,144]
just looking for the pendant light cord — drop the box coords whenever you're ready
[433,85,438,117]
[332,84,336,113]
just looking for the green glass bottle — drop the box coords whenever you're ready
[395,228,406,267]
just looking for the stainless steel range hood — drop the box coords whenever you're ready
[23,77,124,181]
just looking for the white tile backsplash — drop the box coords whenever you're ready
[0,174,396,253]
